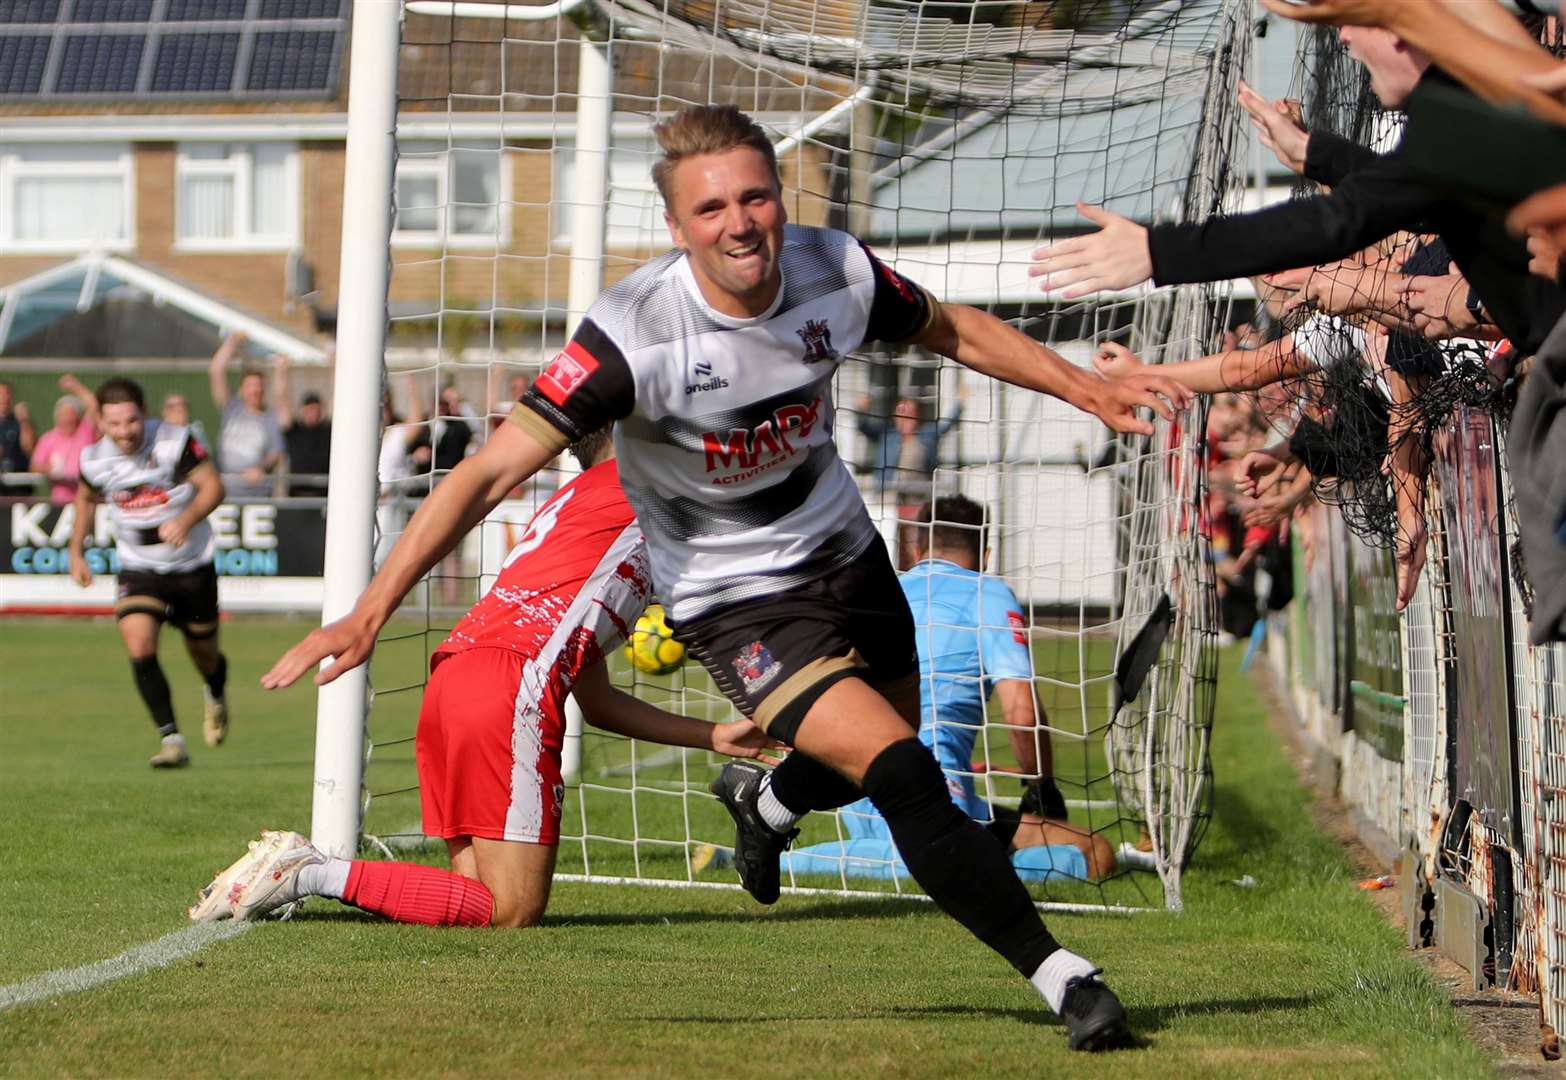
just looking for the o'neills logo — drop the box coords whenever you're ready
[701,398,821,482]
[685,376,730,395]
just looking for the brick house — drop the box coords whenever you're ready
[0,1,842,367]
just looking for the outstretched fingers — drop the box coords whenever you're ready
[261,624,373,690]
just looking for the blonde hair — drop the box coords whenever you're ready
[651,105,779,208]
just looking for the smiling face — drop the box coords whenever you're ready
[662,146,788,319]
[239,372,266,411]
[101,400,145,456]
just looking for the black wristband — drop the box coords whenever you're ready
[1464,286,1486,324]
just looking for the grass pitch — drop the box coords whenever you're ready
[0,617,1488,1078]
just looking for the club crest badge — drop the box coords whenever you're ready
[732,641,783,696]
[796,318,837,363]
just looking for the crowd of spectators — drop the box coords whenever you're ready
[1031,0,1566,647]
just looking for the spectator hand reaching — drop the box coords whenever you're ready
[1235,451,1284,498]
[1524,230,1562,281]
[1395,508,1428,611]
[1395,273,1478,339]
[1092,341,1147,380]
[1508,184,1566,255]
[1238,80,1308,175]
[1029,203,1152,298]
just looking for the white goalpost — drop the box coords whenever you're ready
[316,0,1244,911]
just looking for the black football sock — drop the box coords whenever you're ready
[203,653,228,699]
[862,738,1059,977]
[131,656,178,736]
[766,750,862,813]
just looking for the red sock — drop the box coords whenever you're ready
[342,860,494,927]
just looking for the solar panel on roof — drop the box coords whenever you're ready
[257,0,344,19]
[164,0,248,20]
[152,32,239,93]
[0,35,50,94]
[248,30,335,91]
[54,34,145,94]
[0,0,60,24]
[0,1,344,99]
[71,0,154,21]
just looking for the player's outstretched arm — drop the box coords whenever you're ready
[912,301,1191,436]
[66,480,98,589]
[572,661,783,762]
[262,420,557,690]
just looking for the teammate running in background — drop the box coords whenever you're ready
[69,378,231,767]
[260,105,1187,1050]
[190,430,776,929]
[719,494,1118,884]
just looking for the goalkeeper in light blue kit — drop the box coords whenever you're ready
[774,494,1117,883]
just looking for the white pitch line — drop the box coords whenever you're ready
[0,920,253,1011]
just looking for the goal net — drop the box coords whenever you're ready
[332,0,1245,913]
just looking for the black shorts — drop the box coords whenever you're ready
[673,541,918,745]
[116,563,221,637]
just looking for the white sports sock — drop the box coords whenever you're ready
[756,774,803,833]
[294,856,352,900]
[1116,842,1158,872]
[1030,948,1099,1014]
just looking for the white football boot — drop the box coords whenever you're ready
[188,830,324,922]
[202,688,229,747]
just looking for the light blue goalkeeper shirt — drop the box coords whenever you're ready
[901,557,1035,786]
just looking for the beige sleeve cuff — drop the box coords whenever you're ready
[507,402,572,454]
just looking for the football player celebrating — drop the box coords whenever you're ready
[70,378,231,767]
[262,105,1187,1051]
[191,430,776,928]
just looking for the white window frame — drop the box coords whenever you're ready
[173,141,300,253]
[391,141,511,250]
[0,143,135,255]
[552,136,662,251]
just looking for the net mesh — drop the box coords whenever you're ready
[353,0,1244,912]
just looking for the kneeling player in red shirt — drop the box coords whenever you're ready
[189,429,775,927]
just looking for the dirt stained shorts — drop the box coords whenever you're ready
[416,647,565,846]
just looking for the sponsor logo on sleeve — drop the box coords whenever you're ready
[1007,610,1027,645]
[536,341,599,406]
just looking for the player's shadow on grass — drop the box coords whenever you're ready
[283,897,951,927]
[639,994,1314,1037]
[887,993,1315,1034]
[547,897,941,927]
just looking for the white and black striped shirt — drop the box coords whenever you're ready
[80,420,215,574]
[513,224,931,621]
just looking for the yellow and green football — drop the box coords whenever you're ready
[625,603,685,676]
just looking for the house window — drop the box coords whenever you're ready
[553,138,661,249]
[393,141,503,246]
[175,141,297,249]
[0,143,133,252]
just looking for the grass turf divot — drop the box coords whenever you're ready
[0,619,1491,1077]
